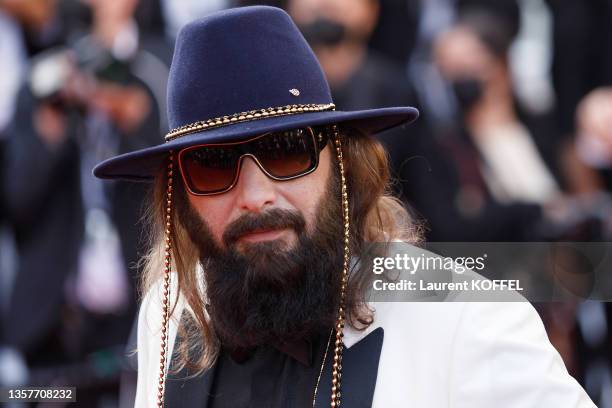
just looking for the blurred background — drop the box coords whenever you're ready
[0,0,611,406]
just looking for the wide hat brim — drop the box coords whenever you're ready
[93,106,419,181]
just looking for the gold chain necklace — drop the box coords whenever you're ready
[312,328,334,406]
[156,125,349,408]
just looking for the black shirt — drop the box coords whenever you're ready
[208,333,331,408]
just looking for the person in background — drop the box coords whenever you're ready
[575,87,612,195]
[1,0,165,405]
[391,0,607,242]
[288,0,414,111]
[433,6,562,211]
[546,2,612,404]
[547,0,612,217]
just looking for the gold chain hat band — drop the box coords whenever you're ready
[164,103,336,142]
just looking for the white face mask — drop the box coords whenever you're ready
[576,132,612,169]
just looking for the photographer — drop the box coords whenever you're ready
[1,0,164,404]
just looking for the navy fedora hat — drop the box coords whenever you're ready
[93,5,419,181]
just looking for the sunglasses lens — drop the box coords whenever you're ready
[180,127,325,195]
[255,128,316,178]
[181,146,239,194]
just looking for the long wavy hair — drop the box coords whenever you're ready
[140,127,422,374]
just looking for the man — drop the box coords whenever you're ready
[94,6,595,407]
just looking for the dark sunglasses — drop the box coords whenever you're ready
[178,126,331,195]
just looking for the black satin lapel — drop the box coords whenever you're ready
[164,312,218,408]
[314,328,384,408]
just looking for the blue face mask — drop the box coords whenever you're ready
[451,78,484,112]
[300,18,346,47]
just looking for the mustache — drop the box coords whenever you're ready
[222,208,306,247]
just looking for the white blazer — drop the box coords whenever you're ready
[135,275,596,407]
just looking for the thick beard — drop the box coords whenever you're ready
[176,170,343,350]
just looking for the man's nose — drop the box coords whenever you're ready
[233,156,277,213]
